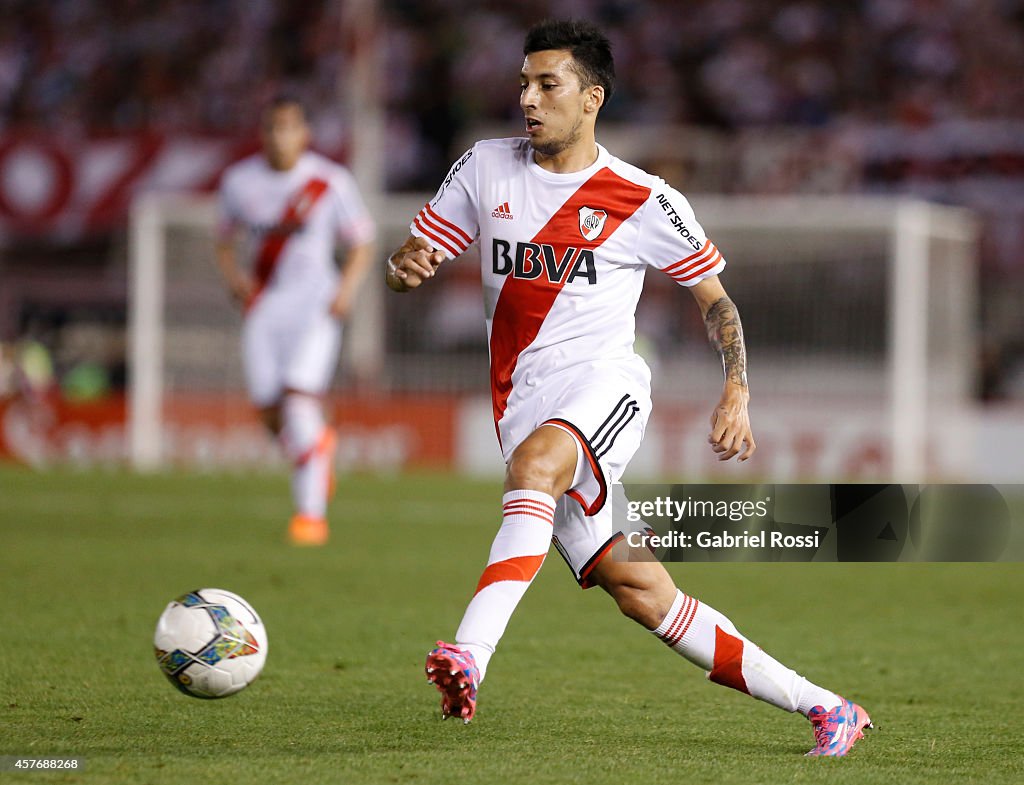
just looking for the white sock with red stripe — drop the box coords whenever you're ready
[653,589,841,716]
[280,394,332,519]
[455,490,555,682]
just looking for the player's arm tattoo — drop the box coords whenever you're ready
[703,296,748,389]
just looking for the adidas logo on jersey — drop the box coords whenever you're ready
[491,201,514,220]
[492,238,597,285]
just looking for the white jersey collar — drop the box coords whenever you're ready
[526,143,610,183]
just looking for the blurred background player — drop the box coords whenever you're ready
[387,19,870,757]
[217,95,376,545]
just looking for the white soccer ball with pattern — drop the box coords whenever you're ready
[153,588,268,699]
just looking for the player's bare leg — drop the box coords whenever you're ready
[589,556,872,756]
[257,405,282,436]
[426,426,576,721]
[502,426,578,497]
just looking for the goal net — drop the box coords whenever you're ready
[128,192,977,482]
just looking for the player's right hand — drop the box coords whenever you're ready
[229,272,256,306]
[708,382,756,462]
[387,236,445,290]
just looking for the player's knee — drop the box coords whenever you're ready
[259,405,282,435]
[608,583,664,629]
[591,559,676,628]
[505,448,567,497]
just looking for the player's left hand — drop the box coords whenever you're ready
[708,382,755,461]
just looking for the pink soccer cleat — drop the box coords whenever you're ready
[806,697,873,757]
[425,641,480,724]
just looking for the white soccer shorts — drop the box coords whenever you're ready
[497,366,652,588]
[242,297,342,407]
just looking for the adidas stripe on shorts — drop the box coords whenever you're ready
[497,362,651,588]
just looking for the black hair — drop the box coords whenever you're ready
[523,19,615,103]
[262,93,308,121]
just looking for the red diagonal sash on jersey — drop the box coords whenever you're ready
[246,177,329,311]
[488,168,651,428]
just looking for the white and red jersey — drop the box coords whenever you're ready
[219,151,375,310]
[410,138,726,431]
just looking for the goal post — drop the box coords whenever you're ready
[127,191,977,481]
[128,192,172,472]
[677,195,977,481]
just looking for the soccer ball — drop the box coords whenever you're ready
[153,588,268,699]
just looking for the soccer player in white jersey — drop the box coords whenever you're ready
[386,20,871,757]
[217,96,375,546]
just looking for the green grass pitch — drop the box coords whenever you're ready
[1,466,1021,784]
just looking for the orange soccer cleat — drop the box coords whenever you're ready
[288,513,329,546]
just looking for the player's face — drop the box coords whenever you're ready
[261,104,310,170]
[520,50,600,158]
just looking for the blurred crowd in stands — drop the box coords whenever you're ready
[2,0,1020,183]
[1,0,1023,398]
